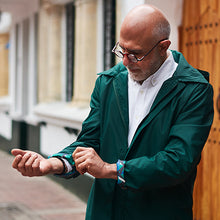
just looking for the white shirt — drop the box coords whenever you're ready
[128,51,178,146]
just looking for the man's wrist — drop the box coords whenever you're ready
[103,163,117,180]
[48,157,64,174]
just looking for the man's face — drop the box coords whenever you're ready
[119,37,161,83]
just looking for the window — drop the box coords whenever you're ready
[65,3,75,102]
[103,0,116,70]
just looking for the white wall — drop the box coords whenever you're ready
[0,112,12,140]
[7,0,39,25]
[116,0,183,50]
[0,12,12,33]
[118,0,145,23]
[145,0,184,50]
[40,124,77,156]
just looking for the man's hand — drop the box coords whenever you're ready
[11,149,64,177]
[72,147,117,180]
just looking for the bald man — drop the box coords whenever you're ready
[12,4,213,220]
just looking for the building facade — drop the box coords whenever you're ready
[0,0,184,202]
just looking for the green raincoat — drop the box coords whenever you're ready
[56,50,214,220]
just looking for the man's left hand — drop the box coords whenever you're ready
[72,147,117,180]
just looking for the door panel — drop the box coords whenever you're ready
[180,1,220,219]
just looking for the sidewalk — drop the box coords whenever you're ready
[0,150,86,220]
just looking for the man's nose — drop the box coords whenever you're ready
[122,54,131,66]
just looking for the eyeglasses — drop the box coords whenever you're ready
[112,38,168,63]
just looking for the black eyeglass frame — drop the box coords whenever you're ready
[112,38,168,63]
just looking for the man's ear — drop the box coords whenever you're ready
[159,40,171,56]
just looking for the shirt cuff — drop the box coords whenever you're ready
[60,158,73,173]
[48,153,80,179]
[116,160,126,187]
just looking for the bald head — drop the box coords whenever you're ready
[119,5,172,83]
[120,4,170,46]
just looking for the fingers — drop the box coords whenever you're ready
[12,152,39,176]
[72,147,87,159]
[76,161,87,175]
[72,147,93,167]
[32,158,41,174]
[72,147,90,174]
[17,153,32,175]
[11,149,27,157]
[74,154,88,175]
[12,152,30,170]
[72,147,105,177]
[12,154,22,169]
[72,147,96,160]
[25,154,38,174]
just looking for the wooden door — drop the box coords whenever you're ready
[180,1,220,219]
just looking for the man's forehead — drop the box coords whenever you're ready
[118,42,143,54]
[119,35,154,52]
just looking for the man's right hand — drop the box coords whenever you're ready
[11,149,64,177]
